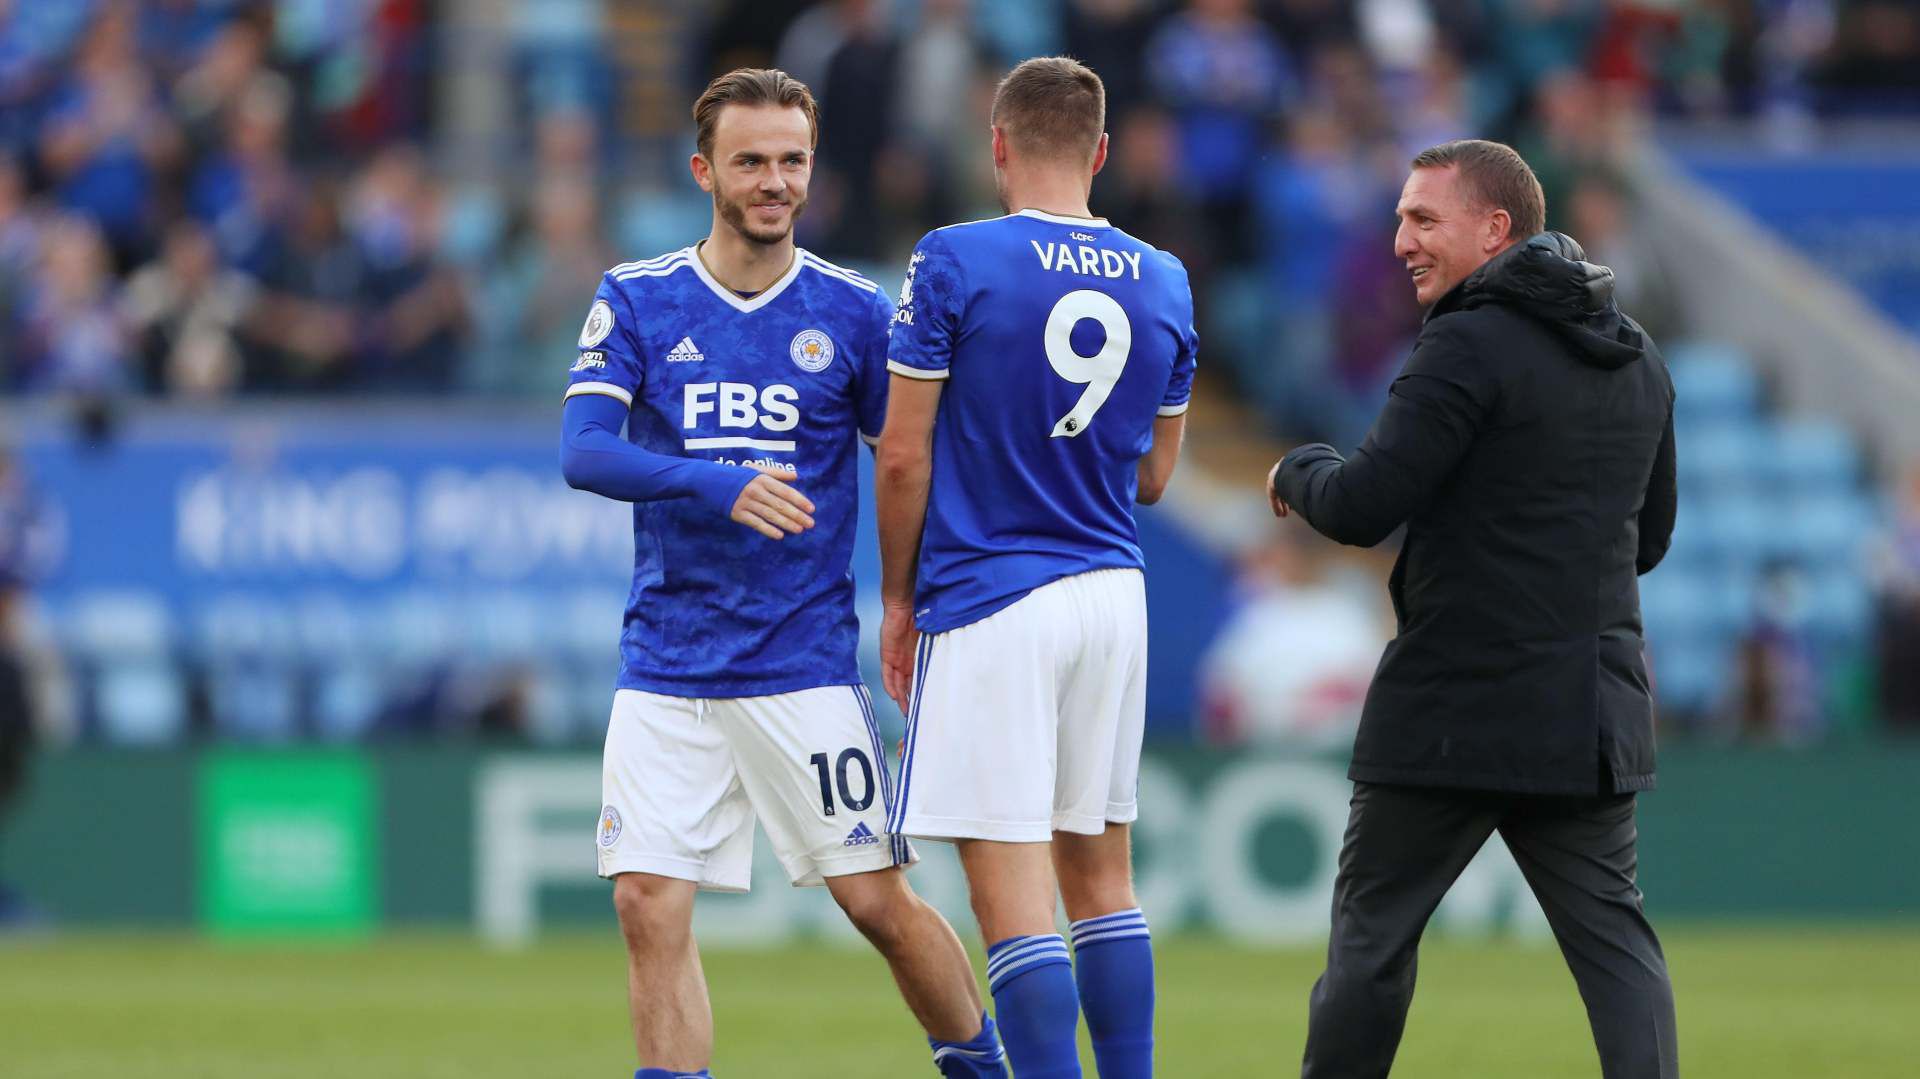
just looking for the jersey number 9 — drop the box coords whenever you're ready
[1045,289,1133,438]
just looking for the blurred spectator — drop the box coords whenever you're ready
[1717,562,1823,744]
[35,2,183,269]
[9,215,135,394]
[123,219,255,396]
[345,145,470,390]
[1813,0,1920,107]
[775,0,871,96]
[1199,523,1387,748]
[1146,0,1294,260]
[0,442,52,924]
[188,78,297,277]
[0,152,41,330]
[1063,0,1160,117]
[1564,167,1677,339]
[172,12,285,164]
[814,1,899,258]
[1871,465,1920,732]
[472,173,613,397]
[242,178,363,390]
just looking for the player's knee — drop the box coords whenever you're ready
[832,876,918,949]
[1059,873,1136,922]
[611,874,692,950]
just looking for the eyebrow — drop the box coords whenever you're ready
[1397,203,1439,219]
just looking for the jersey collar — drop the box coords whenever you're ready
[687,243,806,313]
[1014,208,1112,228]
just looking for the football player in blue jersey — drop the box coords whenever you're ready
[875,57,1197,1079]
[559,69,1006,1079]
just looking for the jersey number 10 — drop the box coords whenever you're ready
[1046,289,1132,438]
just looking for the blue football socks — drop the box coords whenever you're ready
[986,933,1082,1079]
[929,1011,1010,1077]
[1071,908,1155,1079]
[634,1069,710,1078]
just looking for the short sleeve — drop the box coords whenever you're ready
[886,232,965,382]
[562,274,644,407]
[1160,259,1198,416]
[855,286,895,444]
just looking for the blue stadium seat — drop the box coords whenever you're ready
[313,663,388,742]
[96,663,188,745]
[1648,636,1726,715]
[1668,342,1762,421]
[205,663,301,742]
[62,591,174,662]
[1764,419,1861,491]
[1679,420,1768,493]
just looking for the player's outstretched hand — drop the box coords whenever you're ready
[731,464,816,540]
[880,602,918,713]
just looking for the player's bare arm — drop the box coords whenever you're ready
[874,373,943,710]
[1136,412,1187,505]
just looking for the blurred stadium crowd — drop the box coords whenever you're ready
[3,0,1920,748]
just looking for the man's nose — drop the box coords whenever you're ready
[1393,223,1417,260]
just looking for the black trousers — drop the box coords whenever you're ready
[1301,781,1678,1079]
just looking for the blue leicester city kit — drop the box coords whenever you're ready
[565,246,893,697]
[886,209,1198,633]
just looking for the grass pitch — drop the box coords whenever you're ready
[3,926,1916,1078]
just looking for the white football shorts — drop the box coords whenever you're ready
[890,567,1148,843]
[597,683,914,891]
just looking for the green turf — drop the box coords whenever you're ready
[3,925,1916,1077]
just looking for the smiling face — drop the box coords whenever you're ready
[1394,164,1513,307]
[692,103,812,248]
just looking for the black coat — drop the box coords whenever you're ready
[1273,233,1676,795]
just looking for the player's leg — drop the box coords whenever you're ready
[599,690,756,1077]
[958,838,1081,1079]
[1051,568,1153,1079]
[1498,794,1679,1079]
[715,686,1007,1078]
[894,598,1083,1079]
[1299,783,1501,1079]
[612,873,712,1074]
[824,865,1008,1076]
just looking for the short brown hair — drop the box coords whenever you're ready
[1411,139,1546,240]
[692,68,818,160]
[991,57,1105,164]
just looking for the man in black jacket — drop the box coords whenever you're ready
[1268,140,1678,1079]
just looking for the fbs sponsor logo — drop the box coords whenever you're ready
[843,821,881,847]
[665,336,704,362]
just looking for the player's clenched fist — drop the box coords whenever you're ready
[730,463,816,540]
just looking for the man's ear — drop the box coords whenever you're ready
[689,152,713,193]
[1485,207,1514,252]
[1090,132,1109,179]
[991,125,1009,170]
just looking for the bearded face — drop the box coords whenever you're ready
[697,104,813,248]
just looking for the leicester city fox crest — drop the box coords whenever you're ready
[790,329,834,372]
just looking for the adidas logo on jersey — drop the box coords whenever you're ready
[843,822,881,847]
[665,336,704,362]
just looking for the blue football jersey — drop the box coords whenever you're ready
[565,246,893,697]
[888,209,1198,633]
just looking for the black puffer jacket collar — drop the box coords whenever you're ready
[1427,231,1647,370]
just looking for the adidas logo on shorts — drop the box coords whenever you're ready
[843,821,881,847]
